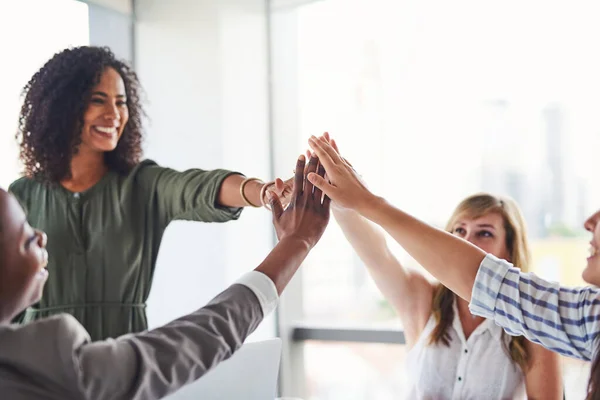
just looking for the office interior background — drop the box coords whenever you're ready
[1,0,599,398]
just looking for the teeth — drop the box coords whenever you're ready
[95,126,117,134]
[590,246,598,257]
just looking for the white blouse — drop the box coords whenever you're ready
[406,300,526,400]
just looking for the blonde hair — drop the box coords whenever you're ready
[428,193,531,372]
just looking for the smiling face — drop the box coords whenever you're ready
[0,190,48,323]
[78,67,129,155]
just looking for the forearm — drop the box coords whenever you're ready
[77,284,265,400]
[333,207,401,272]
[255,237,312,295]
[217,174,266,208]
[360,197,486,300]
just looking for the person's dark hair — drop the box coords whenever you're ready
[16,46,144,183]
[587,356,600,399]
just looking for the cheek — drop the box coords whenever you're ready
[121,109,129,124]
[82,107,100,125]
[474,239,506,258]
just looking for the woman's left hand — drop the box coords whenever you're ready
[264,177,294,209]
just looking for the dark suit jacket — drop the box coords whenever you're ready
[0,284,264,400]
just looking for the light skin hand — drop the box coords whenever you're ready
[306,135,377,214]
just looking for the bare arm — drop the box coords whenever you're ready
[333,207,433,346]
[217,174,266,208]
[308,136,485,301]
[523,341,563,400]
[75,155,330,400]
[361,198,485,301]
[218,175,294,210]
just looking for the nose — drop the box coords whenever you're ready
[463,231,475,243]
[584,211,600,232]
[36,230,47,248]
[103,103,121,122]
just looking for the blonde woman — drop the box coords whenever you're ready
[327,139,562,399]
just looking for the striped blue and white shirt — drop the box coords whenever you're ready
[469,254,600,361]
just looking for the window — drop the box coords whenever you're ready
[0,0,89,188]
[271,0,599,397]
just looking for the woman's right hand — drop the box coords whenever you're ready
[268,154,331,249]
[307,135,377,214]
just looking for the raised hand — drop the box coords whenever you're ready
[268,154,331,248]
[264,177,293,209]
[307,135,376,213]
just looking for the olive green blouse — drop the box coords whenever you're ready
[9,160,242,341]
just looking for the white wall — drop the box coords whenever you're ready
[0,0,89,189]
[135,0,275,341]
[80,0,132,15]
[88,2,133,63]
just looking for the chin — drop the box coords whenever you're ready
[582,262,600,286]
[91,140,119,152]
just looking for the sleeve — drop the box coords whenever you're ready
[469,253,600,361]
[75,282,275,400]
[134,160,243,225]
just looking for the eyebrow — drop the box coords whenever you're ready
[476,224,496,229]
[454,222,497,229]
[91,91,126,98]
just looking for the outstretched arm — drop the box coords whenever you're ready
[334,206,433,346]
[73,155,331,400]
[307,135,600,364]
[307,135,484,301]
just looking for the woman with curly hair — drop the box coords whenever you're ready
[9,46,293,341]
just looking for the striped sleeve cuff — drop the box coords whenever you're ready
[236,271,279,317]
[469,253,513,318]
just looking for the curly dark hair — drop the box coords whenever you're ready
[16,46,144,183]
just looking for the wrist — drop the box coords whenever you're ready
[241,179,264,208]
[355,194,385,217]
[278,235,314,252]
[260,181,275,210]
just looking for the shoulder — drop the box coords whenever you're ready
[8,176,38,197]
[125,158,166,183]
[7,176,48,211]
[0,314,90,374]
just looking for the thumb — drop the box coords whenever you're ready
[268,192,284,220]
[274,178,285,192]
[308,172,337,198]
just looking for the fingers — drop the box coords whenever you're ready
[269,192,284,220]
[307,172,337,201]
[313,162,326,203]
[322,193,332,210]
[274,178,285,193]
[304,156,319,199]
[308,136,337,172]
[292,155,306,202]
[331,138,340,154]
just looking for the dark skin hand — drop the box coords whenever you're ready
[255,155,330,295]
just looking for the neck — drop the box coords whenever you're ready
[61,150,108,192]
[456,296,484,323]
